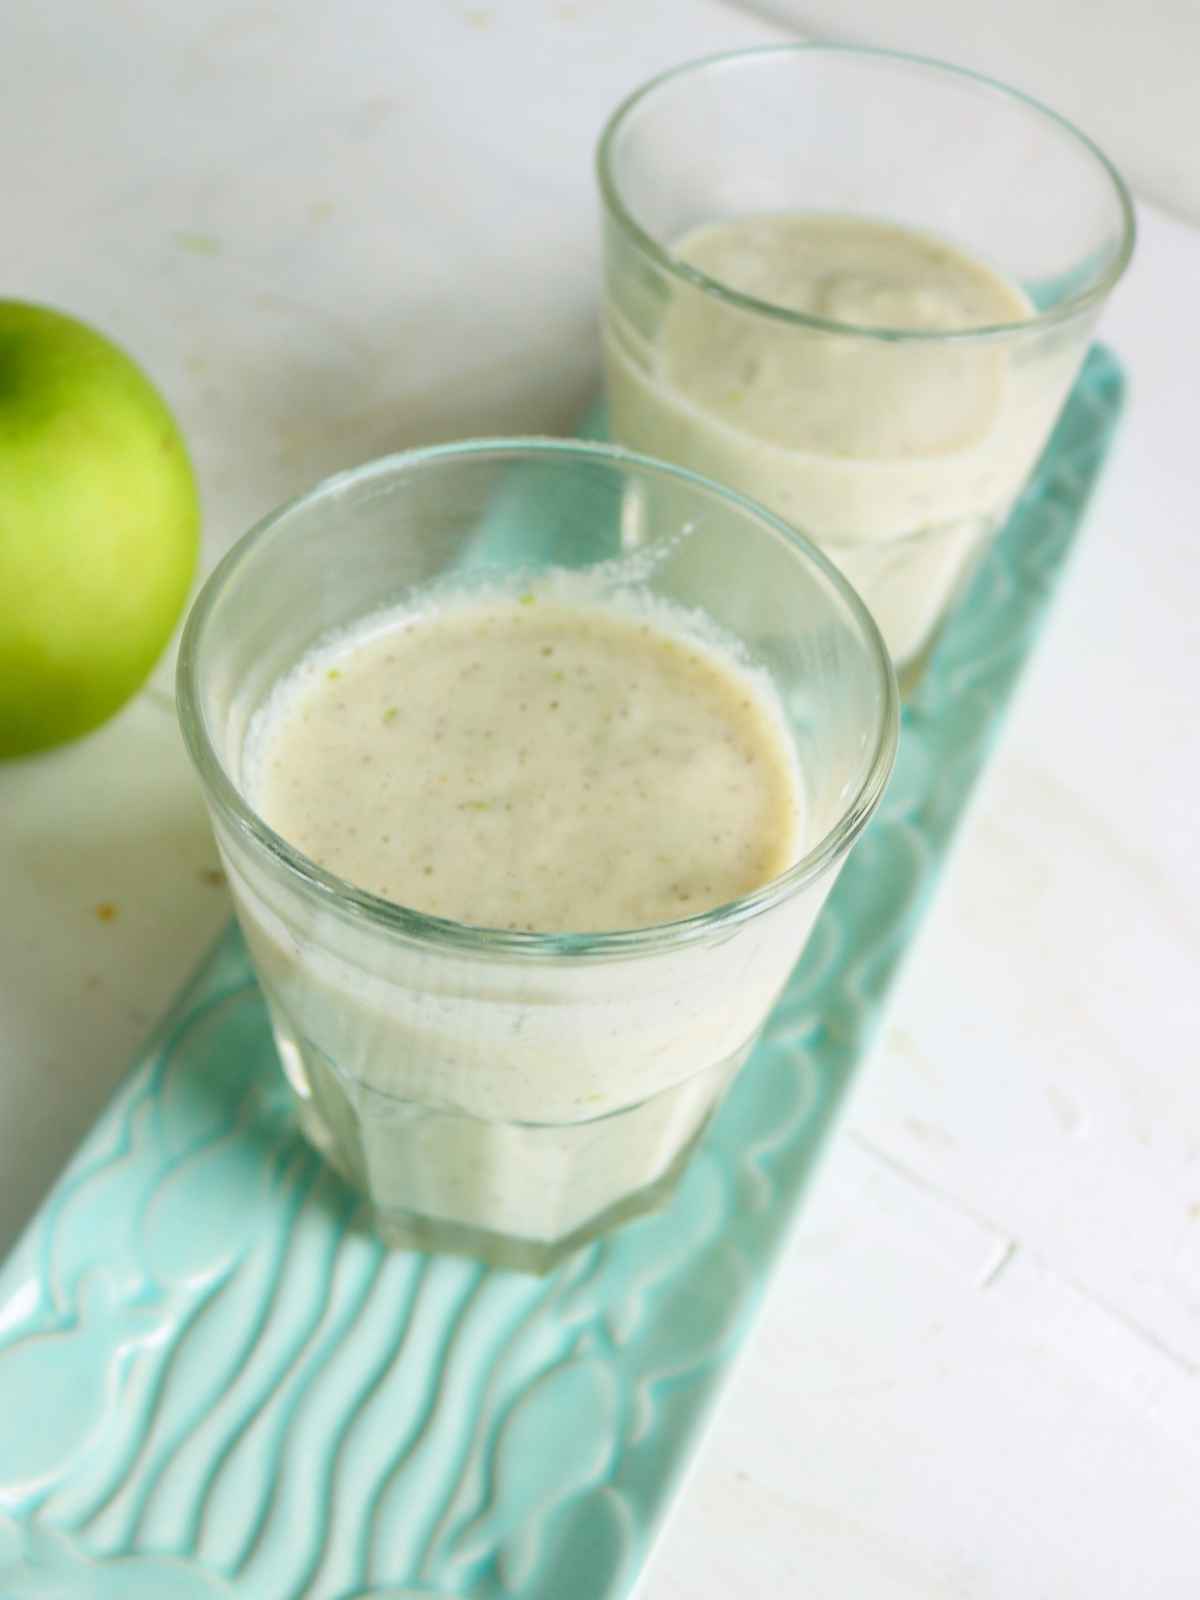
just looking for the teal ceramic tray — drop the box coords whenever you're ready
[0,348,1124,1599]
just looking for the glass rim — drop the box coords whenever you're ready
[596,42,1137,344]
[177,435,899,960]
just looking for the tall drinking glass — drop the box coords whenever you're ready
[598,45,1135,687]
[178,440,897,1271]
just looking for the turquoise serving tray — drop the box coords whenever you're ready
[0,348,1124,1599]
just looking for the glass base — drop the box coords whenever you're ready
[365,1129,707,1274]
[269,997,746,1275]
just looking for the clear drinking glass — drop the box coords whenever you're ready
[178,440,897,1272]
[597,45,1135,688]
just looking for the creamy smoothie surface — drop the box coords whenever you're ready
[247,593,802,934]
[605,213,1067,669]
[663,213,1032,459]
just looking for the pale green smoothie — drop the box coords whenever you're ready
[237,590,806,1248]
[250,597,800,934]
[606,213,1056,669]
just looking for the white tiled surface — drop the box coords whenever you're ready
[735,0,1200,225]
[3,5,1199,1595]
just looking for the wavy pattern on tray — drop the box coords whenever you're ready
[0,348,1124,1599]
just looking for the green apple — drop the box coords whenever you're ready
[0,301,200,757]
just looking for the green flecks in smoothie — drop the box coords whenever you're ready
[327,667,342,681]
[251,596,801,934]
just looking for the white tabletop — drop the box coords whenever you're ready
[3,4,1198,1595]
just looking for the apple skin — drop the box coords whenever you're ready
[0,301,200,757]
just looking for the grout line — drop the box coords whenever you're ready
[849,1129,1199,1376]
[1051,1271,1199,1379]
[716,0,818,39]
[848,1129,1013,1246]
